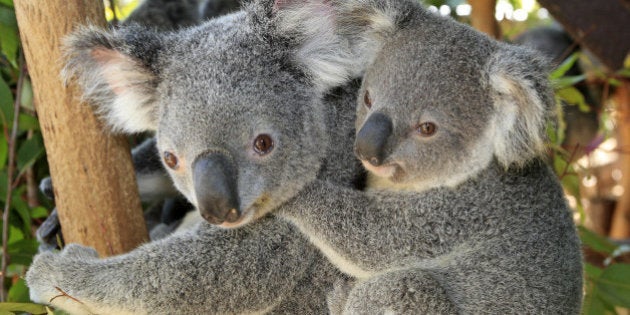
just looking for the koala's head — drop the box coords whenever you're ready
[63,0,357,227]
[334,0,554,191]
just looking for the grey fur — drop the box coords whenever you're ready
[271,1,582,313]
[27,1,362,313]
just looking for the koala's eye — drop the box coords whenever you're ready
[417,122,437,137]
[364,90,372,109]
[163,151,180,170]
[253,134,274,155]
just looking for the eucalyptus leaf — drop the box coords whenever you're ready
[556,87,587,110]
[20,78,33,111]
[597,264,630,308]
[0,0,14,8]
[552,74,586,90]
[579,226,618,255]
[0,136,7,171]
[0,7,18,67]
[17,134,44,175]
[0,302,46,314]
[30,206,49,219]
[18,113,40,131]
[0,77,13,127]
[7,239,38,265]
[7,278,29,303]
[550,53,580,80]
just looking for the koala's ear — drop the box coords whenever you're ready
[487,46,554,168]
[271,0,401,91]
[62,25,163,133]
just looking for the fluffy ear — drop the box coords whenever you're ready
[271,0,403,91]
[62,25,163,134]
[487,45,555,168]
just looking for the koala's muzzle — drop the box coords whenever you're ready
[354,113,393,166]
[193,153,241,225]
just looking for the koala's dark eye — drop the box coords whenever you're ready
[253,134,274,155]
[417,122,437,137]
[163,151,180,170]
[364,90,372,109]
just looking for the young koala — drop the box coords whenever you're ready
[26,1,362,314]
[265,0,582,313]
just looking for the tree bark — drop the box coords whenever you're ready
[610,80,630,240]
[468,0,501,39]
[14,0,148,256]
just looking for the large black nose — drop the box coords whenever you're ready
[193,152,240,225]
[354,113,393,166]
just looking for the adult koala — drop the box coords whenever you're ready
[26,0,361,314]
[177,0,581,313]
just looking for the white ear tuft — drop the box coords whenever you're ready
[487,46,554,168]
[275,1,357,91]
[62,26,160,134]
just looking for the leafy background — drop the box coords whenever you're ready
[0,0,628,314]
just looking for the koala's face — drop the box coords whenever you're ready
[354,28,499,190]
[153,16,327,227]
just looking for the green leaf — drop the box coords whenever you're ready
[0,0,13,8]
[0,136,7,171]
[618,69,630,78]
[16,133,44,175]
[608,78,622,87]
[6,239,38,265]
[582,292,607,315]
[0,6,18,67]
[0,76,14,127]
[19,78,33,111]
[0,302,47,314]
[550,53,580,80]
[11,188,32,233]
[597,264,630,308]
[556,86,589,112]
[18,113,40,131]
[7,278,29,303]
[579,226,618,255]
[6,224,22,244]
[30,206,49,219]
[552,74,586,90]
[585,263,603,279]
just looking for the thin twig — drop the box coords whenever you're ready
[1,51,26,302]
[50,286,84,304]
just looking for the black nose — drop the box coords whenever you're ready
[354,113,393,166]
[193,152,241,225]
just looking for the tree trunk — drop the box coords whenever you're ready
[468,0,501,39]
[14,0,148,256]
[610,80,630,240]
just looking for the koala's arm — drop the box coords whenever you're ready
[278,179,456,272]
[27,218,318,315]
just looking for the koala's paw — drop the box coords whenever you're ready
[26,244,97,309]
[36,208,63,252]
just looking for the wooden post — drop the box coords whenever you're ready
[610,80,630,240]
[14,0,148,256]
[468,0,501,39]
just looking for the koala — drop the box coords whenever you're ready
[26,1,362,314]
[170,0,581,313]
[265,1,583,313]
